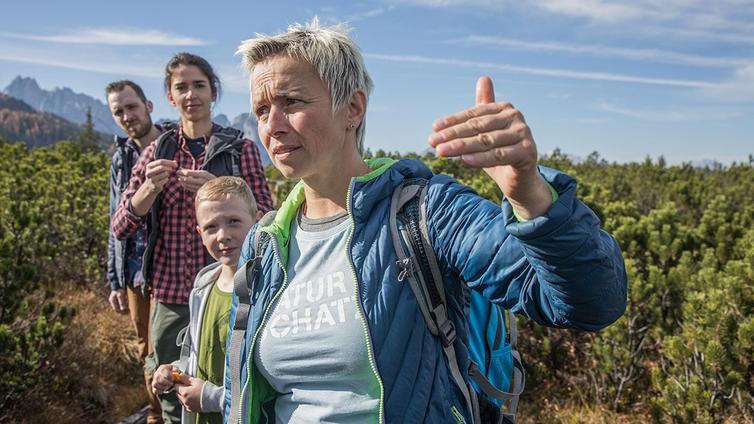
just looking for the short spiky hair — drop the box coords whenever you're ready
[195,176,258,217]
[105,80,147,103]
[236,17,374,153]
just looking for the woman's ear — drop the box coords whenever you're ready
[167,91,175,106]
[347,90,367,128]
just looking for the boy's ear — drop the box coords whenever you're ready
[256,210,263,221]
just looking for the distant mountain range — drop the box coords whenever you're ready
[5,76,121,135]
[0,92,109,149]
[1,76,270,164]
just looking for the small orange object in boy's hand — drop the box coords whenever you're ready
[171,370,183,382]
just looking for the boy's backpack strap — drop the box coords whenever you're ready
[228,211,276,424]
[175,325,191,373]
[389,179,475,422]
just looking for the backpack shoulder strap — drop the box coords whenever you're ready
[154,128,178,160]
[140,128,178,282]
[389,178,526,424]
[388,178,475,421]
[115,142,132,193]
[228,210,276,424]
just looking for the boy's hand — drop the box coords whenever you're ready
[175,376,206,412]
[152,364,183,395]
[177,169,215,192]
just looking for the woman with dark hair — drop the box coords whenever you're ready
[112,52,273,423]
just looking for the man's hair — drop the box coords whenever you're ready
[236,17,374,153]
[195,176,258,217]
[105,80,148,103]
[165,52,222,99]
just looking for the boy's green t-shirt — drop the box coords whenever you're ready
[195,281,232,424]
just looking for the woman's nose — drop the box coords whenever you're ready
[266,105,288,137]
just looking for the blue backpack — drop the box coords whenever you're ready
[388,178,525,424]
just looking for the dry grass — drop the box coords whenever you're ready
[9,284,147,424]
[517,397,651,424]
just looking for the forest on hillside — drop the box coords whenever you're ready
[1,139,753,423]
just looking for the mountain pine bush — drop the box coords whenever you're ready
[1,140,752,422]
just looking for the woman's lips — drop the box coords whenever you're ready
[272,145,300,156]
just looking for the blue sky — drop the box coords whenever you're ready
[1,0,753,164]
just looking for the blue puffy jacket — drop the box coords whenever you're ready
[224,158,628,423]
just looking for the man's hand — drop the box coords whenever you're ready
[177,169,215,192]
[108,289,128,314]
[429,76,552,219]
[144,160,178,195]
[175,376,206,412]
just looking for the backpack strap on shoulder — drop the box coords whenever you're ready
[140,129,179,282]
[115,137,132,193]
[389,178,475,422]
[228,211,276,424]
[389,177,525,424]
[154,128,179,161]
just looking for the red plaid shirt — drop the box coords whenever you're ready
[112,128,273,304]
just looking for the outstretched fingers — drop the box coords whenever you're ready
[430,105,529,163]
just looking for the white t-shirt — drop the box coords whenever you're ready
[254,210,380,423]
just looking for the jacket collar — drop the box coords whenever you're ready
[261,157,433,266]
[193,261,223,290]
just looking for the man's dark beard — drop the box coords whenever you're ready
[132,117,154,140]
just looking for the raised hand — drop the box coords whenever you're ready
[144,159,178,194]
[428,76,552,219]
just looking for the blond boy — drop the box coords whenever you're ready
[152,176,259,424]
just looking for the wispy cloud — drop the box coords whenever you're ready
[392,0,754,44]
[452,36,752,68]
[597,101,744,121]
[0,52,160,78]
[1,28,208,46]
[347,5,394,21]
[698,65,754,103]
[535,0,641,23]
[546,91,571,101]
[365,53,716,88]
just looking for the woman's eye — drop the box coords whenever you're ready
[255,106,269,119]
